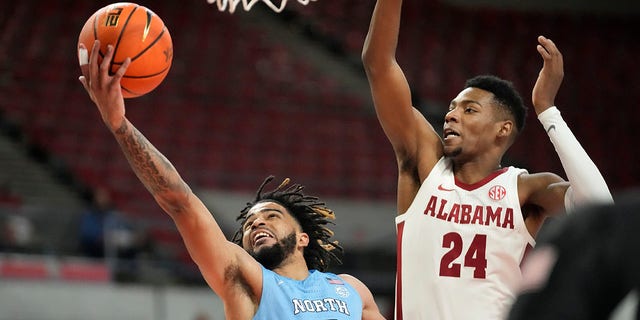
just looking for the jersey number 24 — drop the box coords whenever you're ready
[439,232,487,279]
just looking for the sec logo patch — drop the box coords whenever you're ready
[488,185,506,201]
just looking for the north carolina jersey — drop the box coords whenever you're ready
[253,265,363,320]
[395,157,535,320]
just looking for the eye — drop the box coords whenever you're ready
[267,212,281,220]
[243,218,254,231]
[464,107,475,113]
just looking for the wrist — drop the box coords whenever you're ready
[537,106,560,129]
[107,117,127,134]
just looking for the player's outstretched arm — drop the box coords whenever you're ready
[77,40,262,302]
[362,0,442,212]
[530,36,613,212]
[361,0,442,159]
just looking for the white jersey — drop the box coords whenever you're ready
[395,157,535,320]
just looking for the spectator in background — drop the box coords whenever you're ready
[1,181,35,253]
[78,187,140,259]
[1,211,35,253]
[78,186,115,258]
[78,186,154,281]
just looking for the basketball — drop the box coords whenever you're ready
[78,2,173,98]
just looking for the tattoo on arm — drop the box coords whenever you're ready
[114,120,186,194]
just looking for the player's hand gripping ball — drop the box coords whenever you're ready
[78,2,173,98]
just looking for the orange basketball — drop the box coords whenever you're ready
[78,2,173,98]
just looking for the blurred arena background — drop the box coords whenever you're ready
[0,0,638,318]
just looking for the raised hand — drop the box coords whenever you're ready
[532,35,564,114]
[78,40,131,130]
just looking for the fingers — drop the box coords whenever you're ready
[77,39,131,101]
[88,40,101,90]
[78,43,89,66]
[113,57,132,81]
[78,40,100,99]
[78,42,90,84]
[538,36,556,51]
[99,44,115,89]
[536,36,551,58]
[78,75,88,91]
[78,42,94,100]
[84,40,117,86]
[536,44,549,59]
[537,35,561,58]
[101,44,114,73]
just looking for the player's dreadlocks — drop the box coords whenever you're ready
[232,176,343,272]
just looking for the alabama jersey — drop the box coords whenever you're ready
[395,157,535,320]
[253,265,363,319]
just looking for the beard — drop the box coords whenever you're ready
[250,232,297,270]
[444,146,462,158]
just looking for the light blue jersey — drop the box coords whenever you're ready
[253,265,363,319]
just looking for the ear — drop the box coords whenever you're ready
[297,232,310,248]
[497,120,514,138]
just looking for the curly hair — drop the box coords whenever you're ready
[232,176,343,272]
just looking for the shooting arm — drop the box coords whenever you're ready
[110,119,252,291]
[362,0,443,213]
[79,40,261,308]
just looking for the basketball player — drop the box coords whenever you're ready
[361,0,613,319]
[77,40,386,320]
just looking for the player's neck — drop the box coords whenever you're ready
[272,255,311,280]
[452,159,503,185]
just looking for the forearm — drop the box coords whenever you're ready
[111,118,191,206]
[538,107,613,210]
[362,0,403,70]
[111,118,241,292]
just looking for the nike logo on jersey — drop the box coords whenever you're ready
[546,125,556,133]
[438,184,454,192]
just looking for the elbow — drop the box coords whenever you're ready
[154,185,194,217]
[361,49,394,79]
[361,46,371,65]
[361,43,380,73]
[361,48,377,74]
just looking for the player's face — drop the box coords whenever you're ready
[241,201,303,268]
[443,87,503,159]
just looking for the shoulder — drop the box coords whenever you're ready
[337,273,364,286]
[518,172,566,192]
[337,274,373,299]
[338,274,385,319]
